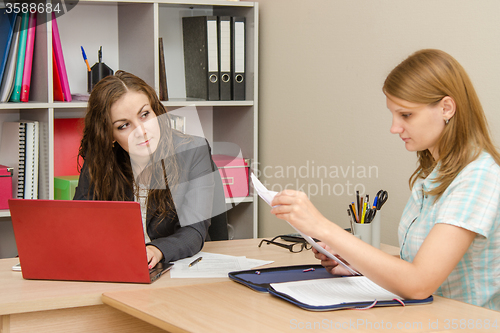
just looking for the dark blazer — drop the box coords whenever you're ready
[74,134,221,263]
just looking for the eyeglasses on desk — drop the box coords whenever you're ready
[258,235,312,253]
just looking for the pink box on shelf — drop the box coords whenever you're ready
[0,165,13,209]
[212,155,250,198]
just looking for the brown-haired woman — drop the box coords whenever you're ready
[270,49,500,310]
[74,71,218,269]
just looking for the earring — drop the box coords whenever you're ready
[112,141,115,148]
[445,119,449,125]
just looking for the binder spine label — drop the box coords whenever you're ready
[234,22,245,73]
[207,20,218,73]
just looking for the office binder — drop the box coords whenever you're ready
[10,12,28,103]
[219,16,232,100]
[52,12,71,102]
[20,13,36,103]
[0,120,39,199]
[229,265,433,311]
[231,17,246,100]
[0,10,17,90]
[158,37,168,101]
[0,122,24,198]
[52,51,64,101]
[0,15,21,102]
[182,16,219,101]
[23,121,39,199]
[53,118,84,176]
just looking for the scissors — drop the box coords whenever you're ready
[364,207,377,223]
[375,190,388,210]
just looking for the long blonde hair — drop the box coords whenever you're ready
[383,49,500,199]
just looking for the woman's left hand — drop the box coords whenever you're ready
[270,190,328,239]
[146,245,164,269]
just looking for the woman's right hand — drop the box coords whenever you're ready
[313,242,359,276]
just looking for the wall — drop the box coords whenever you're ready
[254,0,500,246]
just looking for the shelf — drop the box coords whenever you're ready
[0,0,259,258]
[225,196,253,205]
[79,0,255,7]
[0,102,52,110]
[163,99,254,107]
[0,100,254,110]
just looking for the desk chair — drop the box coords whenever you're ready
[208,212,229,241]
[207,156,229,241]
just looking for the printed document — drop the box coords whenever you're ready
[170,252,273,278]
[250,173,360,275]
[271,276,401,307]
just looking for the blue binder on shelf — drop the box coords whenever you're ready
[0,10,17,91]
[229,265,433,311]
[231,17,246,100]
[10,12,29,103]
[0,15,21,102]
[182,16,220,101]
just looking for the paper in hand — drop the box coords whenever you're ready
[250,173,360,276]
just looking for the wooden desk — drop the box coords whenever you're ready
[1,238,342,333]
[102,281,500,333]
[100,242,500,333]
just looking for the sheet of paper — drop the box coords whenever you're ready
[170,252,273,278]
[270,276,401,307]
[250,173,360,276]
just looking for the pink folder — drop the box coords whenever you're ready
[51,12,71,102]
[20,13,36,102]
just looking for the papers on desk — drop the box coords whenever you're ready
[250,174,360,276]
[170,252,273,278]
[270,276,401,307]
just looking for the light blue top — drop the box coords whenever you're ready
[399,151,500,310]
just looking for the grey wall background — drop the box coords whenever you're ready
[252,0,500,246]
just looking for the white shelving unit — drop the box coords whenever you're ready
[0,0,259,258]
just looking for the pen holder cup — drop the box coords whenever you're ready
[353,222,372,245]
[352,211,381,248]
[87,62,114,93]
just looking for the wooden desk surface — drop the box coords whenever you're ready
[102,281,500,333]
[3,238,371,316]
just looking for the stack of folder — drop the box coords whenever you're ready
[0,11,71,103]
[182,16,246,101]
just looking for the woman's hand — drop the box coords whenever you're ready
[146,245,164,269]
[313,242,359,276]
[270,190,328,239]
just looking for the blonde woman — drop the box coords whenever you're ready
[271,49,500,310]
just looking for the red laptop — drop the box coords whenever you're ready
[9,199,172,283]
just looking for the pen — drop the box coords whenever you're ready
[349,202,358,223]
[81,46,91,72]
[359,197,364,221]
[348,209,354,234]
[188,256,202,267]
[361,202,367,224]
[356,191,360,219]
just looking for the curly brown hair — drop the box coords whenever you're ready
[78,70,188,221]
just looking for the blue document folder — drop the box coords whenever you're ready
[229,264,433,311]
